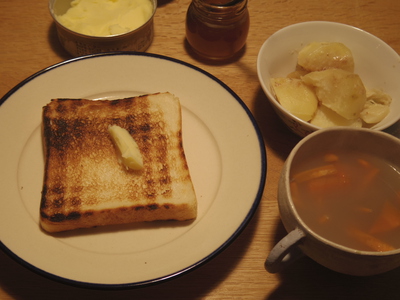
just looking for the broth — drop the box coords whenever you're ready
[291,150,400,252]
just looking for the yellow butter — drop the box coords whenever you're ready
[56,0,153,37]
[108,125,144,171]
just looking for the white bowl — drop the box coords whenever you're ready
[257,21,400,137]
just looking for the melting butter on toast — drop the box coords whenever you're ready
[40,92,197,233]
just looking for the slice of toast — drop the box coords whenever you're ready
[40,92,197,233]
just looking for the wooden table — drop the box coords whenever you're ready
[1,0,400,299]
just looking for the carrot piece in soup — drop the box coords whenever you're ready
[324,153,339,163]
[347,227,395,252]
[292,164,337,183]
[356,158,380,188]
[370,201,400,234]
[361,168,380,188]
[357,158,371,168]
[318,214,330,224]
[355,206,373,214]
[307,172,349,194]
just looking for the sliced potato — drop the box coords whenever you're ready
[310,105,362,128]
[298,42,354,72]
[360,89,392,124]
[360,100,390,124]
[287,65,309,79]
[366,88,392,106]
[270,77,318,121]
[302,69,366,120]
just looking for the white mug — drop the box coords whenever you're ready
[266,127,400,276]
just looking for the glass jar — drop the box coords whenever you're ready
[185,0,250,60]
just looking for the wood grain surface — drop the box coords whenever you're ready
[1,0,400,299]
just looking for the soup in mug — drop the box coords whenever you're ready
[290,150,400,252]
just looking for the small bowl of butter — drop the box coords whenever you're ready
[49,0,157,57]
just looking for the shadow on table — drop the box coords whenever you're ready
[157,0,174,7]
[0,207,261,299]
[266,239,400,300]
[47,23,73,61]
[252,87,300,162]
[262,189,400,300]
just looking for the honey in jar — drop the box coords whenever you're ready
[185,0,250,60]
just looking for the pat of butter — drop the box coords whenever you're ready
[56,0,153,37]
[108,125,144,171]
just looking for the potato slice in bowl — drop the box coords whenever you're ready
[302,69,366,120]
[310,104,362,128]
[270,77,318,122]
[298,42,355,72]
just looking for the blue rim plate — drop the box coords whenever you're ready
[0,52,266,289]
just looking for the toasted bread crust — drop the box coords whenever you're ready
[40,93,197,232]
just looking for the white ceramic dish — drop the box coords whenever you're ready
[257,21,400,137]
[0,53,266,288]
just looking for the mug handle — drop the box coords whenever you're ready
[265,227,306,273]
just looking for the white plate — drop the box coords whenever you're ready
[0,53,266,288]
